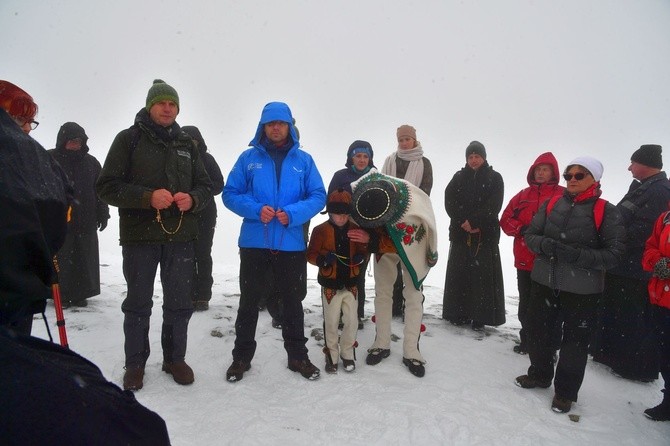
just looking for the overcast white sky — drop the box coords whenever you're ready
[3,0,670,286]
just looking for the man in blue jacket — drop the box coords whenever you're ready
[223,102,326,382]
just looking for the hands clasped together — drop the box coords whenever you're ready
[151,189,193,212]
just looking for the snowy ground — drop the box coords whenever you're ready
[32,251,670,446]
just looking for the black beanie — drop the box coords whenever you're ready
[631,144,662,169]
[465,141,486,159]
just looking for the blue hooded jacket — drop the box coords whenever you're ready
[223,102,326,251]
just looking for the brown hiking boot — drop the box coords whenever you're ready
[515,374,552,389]
[226,359,251,382]
[551,394,573,413]
[162,361,195,385]
[123,366,145,391]
[288,358,320,380]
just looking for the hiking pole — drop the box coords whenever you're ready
[51,256,69,348]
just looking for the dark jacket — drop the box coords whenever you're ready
[500,152,564,271]
[0,110,71,321]
[48,122,109,301]
[445,162,504,244]
[609,171,670,279]
[96,109,213,245]
[525,184,626,294]
[49,122,109,233]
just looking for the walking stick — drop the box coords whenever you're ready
[51,256,69,348]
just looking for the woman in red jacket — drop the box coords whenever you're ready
[500,152,564,354]
[641,211,670,421]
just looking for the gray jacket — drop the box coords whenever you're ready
[525,189,626,295]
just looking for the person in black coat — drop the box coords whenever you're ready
[442,141,505,330]
[182,126,225,312]
[48,122,109,307]
[592,144,670,381]
[0,80,71,335]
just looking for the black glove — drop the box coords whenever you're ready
[352,253,365,265]
[554,243,580,263]
[540,238,556,257]
[317,252,337,267]
[97,218,108,232]
[653,257,670,280]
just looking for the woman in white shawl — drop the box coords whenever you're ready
[380,125,433,317]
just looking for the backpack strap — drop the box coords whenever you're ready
[545,195,561,216]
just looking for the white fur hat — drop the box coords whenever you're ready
[567,156,604,182]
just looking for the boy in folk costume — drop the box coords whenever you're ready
[307,189,370,373]
[351,171,438,377]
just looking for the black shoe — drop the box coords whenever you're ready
[194,301,209,311]
[402,358,425,377]
[358,318,364,330]
[644,403,670,421]
[123,366,145,391]
[271,318,282,329]
[471,320,485,331]
[288,359,320,380]
[72,299,88,308]
[515,374,552,389]
[365,348,390,365]
[226,360,251,382]
[513,345,528,355]
[324,352,338,374]
[341,358,356,372]
[551,394,572,413]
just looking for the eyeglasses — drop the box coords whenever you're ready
[12,116,39,130]
[563,172,588,181]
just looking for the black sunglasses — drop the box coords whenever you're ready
[563,172,588,181]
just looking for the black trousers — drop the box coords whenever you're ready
[517,269,562,350]
[653,305,670,394]
[233,248,309,363]
[121,242,194,367]
[526,281,599,401]
[193,215,216,303]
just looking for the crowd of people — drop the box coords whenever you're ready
[1,77,669,441]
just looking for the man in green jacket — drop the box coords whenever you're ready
[97,79,212,391]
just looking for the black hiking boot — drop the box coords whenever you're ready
[123,366,145,391]
[403,358,425,378]
[551,394,573,413]
[288,358,321,380]
[365,348,390,365]
[515,374,552,389]
[513,344,528,355]
[226,359,251,382]
[162,360,195,385]
[194,301,209,311]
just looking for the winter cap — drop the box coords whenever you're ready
[349,140,372,159]
[631,144,662,169]
[465,140,486,159]
[397,125,417,141]
[566,156,604,182]
[0,80,38,121]
[327,188,353,215]
[146,79,179,111]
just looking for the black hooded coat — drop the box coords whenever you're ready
[48,122,109,303]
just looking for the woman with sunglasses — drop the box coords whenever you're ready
[515,156,626,414]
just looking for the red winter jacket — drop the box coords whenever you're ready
[500,152,564,271]
[642,211,670,310]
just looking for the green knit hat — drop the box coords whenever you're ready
[145,79,179,111]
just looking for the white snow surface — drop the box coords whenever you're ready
[31,250,670,446]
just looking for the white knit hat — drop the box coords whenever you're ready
[567,156,604,182]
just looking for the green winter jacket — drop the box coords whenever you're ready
[96,109,213,245]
